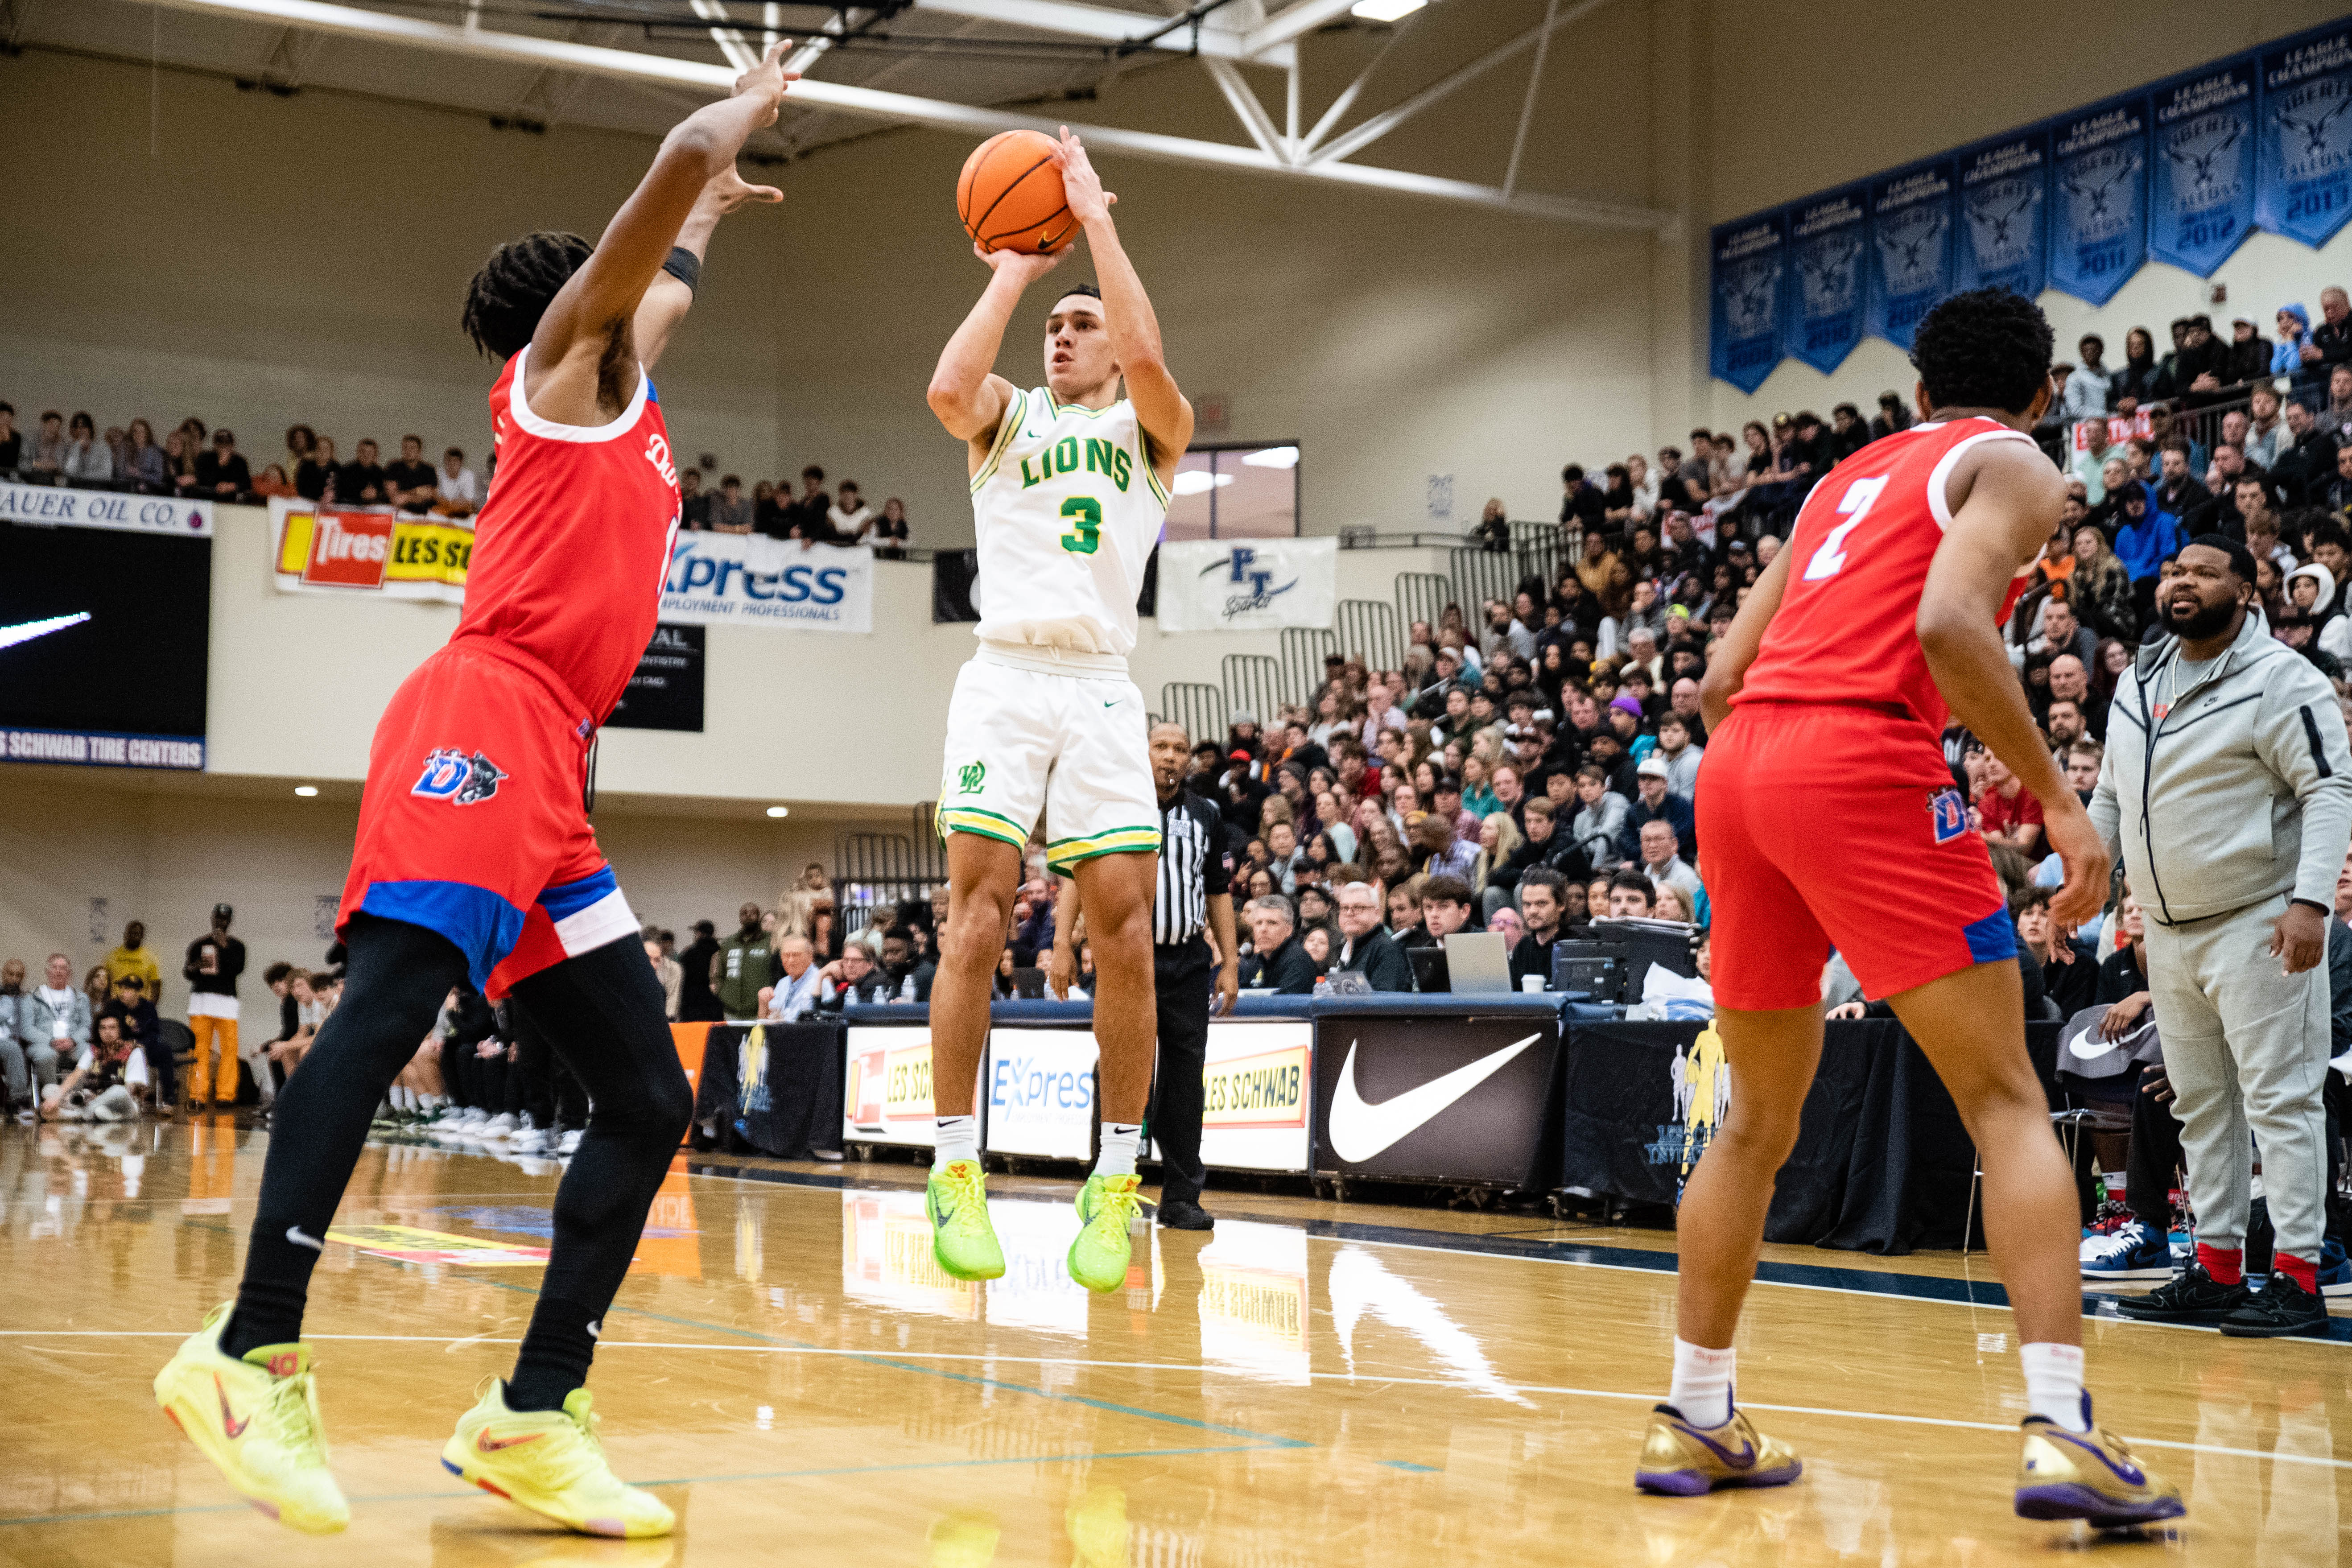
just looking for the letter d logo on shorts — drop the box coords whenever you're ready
[413,747,508,805]
[1926,787,1967,844]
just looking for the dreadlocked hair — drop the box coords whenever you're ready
[461,231,594,360]
[1909,287,2054,417]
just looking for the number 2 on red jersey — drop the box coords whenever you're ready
[1802,475,1888,582]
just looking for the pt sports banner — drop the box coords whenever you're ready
[1156,537,1337,632]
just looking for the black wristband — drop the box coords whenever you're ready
[2292,897,2329,913]
[661,246,701,293]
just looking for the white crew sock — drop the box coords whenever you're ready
[933,1115,979,1170]
[391,1086,412,1113]
[1668,1339,1736,1428]
[1094,1122,1143,1180]
[2020,1342,2088,1431]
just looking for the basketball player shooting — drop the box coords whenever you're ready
[1641,289,2182,1527]
[923,128,1192,1292]
[152,45,797,1539]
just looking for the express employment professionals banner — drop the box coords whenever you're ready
[1155,537,1337,633]
[2150,58,2259,276]
[1786,188,1867,376]
[2258,24,2352,248]
[660,533,874,633]
[1954,130,2049,299]
[1865,159,1956,352]
[270,497,470,601]
[1706,210,1787,393]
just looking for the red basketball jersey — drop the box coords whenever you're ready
[1733,417,2043,736]
[454,349,681,722]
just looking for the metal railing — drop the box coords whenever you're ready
[1393,573,1452,640]
[1159,681,1226,748]
[833,813,948,934]
[1279,626,1336,705]
[1334,598,1402,673]
[1221,653,1285,727]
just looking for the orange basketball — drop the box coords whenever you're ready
[957,129,1075,255]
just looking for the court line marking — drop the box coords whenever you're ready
[8,1333,2343,1471]
[0,1444,1277,1528]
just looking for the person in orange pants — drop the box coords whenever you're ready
[184,903,247,1108]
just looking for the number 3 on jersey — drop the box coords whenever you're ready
[1059,495,1102,555]
[1803,475,1887,582]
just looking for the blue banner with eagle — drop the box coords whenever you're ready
[1707,210,1788,394]
[2258,23,2352,248]
[1953,130,2050,300]
[2149,57,2258,276]
[1864,159,1956,353]
[1785,187,1869,375]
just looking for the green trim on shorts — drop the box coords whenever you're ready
[938,808,1029,849]
[1044,825,1161,868]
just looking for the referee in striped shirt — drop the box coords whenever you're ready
[1054,721,1237,1229]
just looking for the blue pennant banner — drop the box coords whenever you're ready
[1708,210,1788,394]
[1865,160,1956,351]
[1954,131,2050,299]
[2150,58,2259,276]
[1786,187,1869,375]
[2257,24,2352,248]
[2048,95,2148,305]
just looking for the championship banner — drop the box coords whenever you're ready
[0,481,212,536]
[2049,95,2149,305]
[660,533,874,633]
[270,497,471,601]
[1954,130,2050,300]
[1785,188,1867,376]
[1706,210,1787,393]
[2257,23,2352,248]
[1155,537,1337,633]
[1865,159,1955,351]
[2150,58,2259,276]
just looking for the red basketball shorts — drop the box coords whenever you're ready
[1698,702,2015,1012]
[338,637,638,998]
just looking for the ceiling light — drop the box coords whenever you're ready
[1241,446,1300,469]
[766,805,789,818]
[1352,0,1428,21]
[294,785,318,797]
[1172,471,1237,496]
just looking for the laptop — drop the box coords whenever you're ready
[1440,931,1514,994]
[1009,966,1048,1000]
[1407,945,1450,993]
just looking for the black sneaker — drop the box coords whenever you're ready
[1157,1197,1214,1231]
[2219,1271,2331,1338]
[2114,1262,2250,1323]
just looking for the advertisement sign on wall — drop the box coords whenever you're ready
[1311,1013,1560,1187]
[606,623,704,733]
[270,498,472,601]
[1193,1020,1313,1175]
[983,1027,1098,1160]
[0,481,211,536]
[1154,538,1337,633]
[844,1026,978,1148]
[661,534,874,633]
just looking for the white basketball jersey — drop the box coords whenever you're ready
[969,385,1171,660]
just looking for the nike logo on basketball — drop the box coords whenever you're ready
[476,1430,545,1453]
[1324,1034,1539,1162]
[286,1225,325,1251]
[214,1375,250,1439]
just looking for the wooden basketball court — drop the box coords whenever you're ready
[4,1115,2343,1566]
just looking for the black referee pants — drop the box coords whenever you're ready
[1149,937,1214,1205]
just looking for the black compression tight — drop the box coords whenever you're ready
[226,913,694,1410]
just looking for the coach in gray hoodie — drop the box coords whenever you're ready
[2090,536,2352,1336]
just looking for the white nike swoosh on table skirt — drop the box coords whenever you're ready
[0,612,92,652]
[1325,1032,1541,1164]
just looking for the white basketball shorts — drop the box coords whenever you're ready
[937,645,1160,872]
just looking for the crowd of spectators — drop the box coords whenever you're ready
[0,402,914,553]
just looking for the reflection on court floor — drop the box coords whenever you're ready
[0,1121,2345,1566]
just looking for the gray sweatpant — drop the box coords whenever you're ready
[2140,892,2333,1264]
[0,1040,66,1104]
